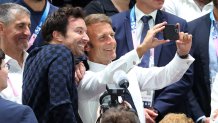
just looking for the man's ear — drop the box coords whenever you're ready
[52,31,64,43]
[0,22,4,33]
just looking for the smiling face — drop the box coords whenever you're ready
[61,17,89,56]
[86,22,116,65]
[0,12,31,52]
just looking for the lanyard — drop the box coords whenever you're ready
[130,7,138,49]
[28,2,50,48]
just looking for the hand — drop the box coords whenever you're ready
[144,108,158,123]
[211,109,218,122]
[75,62,86,85]
[137,21,170,58]
[176,30,192,57]
[203,117,210,123]
[121,101,132,109]
[214,109,218,119]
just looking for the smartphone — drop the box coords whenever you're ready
[163,24,179,40]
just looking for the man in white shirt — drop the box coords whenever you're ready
[0,3,31,104]
[163,0,213,22]
[77,14,194,123]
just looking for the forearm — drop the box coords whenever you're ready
[139,53,194,90]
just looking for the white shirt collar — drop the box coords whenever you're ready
[87,60,106,72]
[135,5,157,23]
[190,0,213,6]
[5,51,28,72]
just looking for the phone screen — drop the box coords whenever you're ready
[163,24,179,40]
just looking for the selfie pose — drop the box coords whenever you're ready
[111,0,192,122]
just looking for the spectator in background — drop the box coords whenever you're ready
[84,0,136,16]
[0,49,38,123]
[188,0,218,122]
[22,6,89,123]
[111,0,193,122]
[159,113,194,123]
[163,0,213,22]
[16,0,58,52]
[0,3,31,104]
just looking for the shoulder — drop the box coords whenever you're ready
[161,10,187,23]
[84,0,103,14]
[188,13,210,30]
[159,10,187,32]
[40,44,72,56]
[27,44,72,65]
[0,99,37,123]
[0,98,28,114]
[43,45,74,65]
[111,11,130,22]
[85,0,102,8]
[111,11,130,29]
[49,3,59,12]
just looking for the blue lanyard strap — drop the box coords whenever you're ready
[34,2,50,35]
[28,2,50,48]
[130,7,136,31]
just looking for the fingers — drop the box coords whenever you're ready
[145,108,158,117]
[176,32,192,56]
[152,38,170,48]
[121,101,132,109]
[212,109,218,120]
[152,21,167,30]
[149,21,167,35]
[75,62,86,84]
[176,23,180,32]
[179,32,192,43]
[146,117,155,123]
[139,22,169,52]
[144,109,156,123]
[75,73,80,85]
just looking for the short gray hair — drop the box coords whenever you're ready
[0,3,30,25]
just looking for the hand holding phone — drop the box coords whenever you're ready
[163,24,179,40]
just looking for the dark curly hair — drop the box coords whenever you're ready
[42,6,85,42]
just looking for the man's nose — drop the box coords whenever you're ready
[83,33,89,43]
[24,27,31,36]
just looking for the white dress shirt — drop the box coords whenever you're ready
[0,52,28,104]
[78,49,194,123]
[163,0,213,22]
[211,73,218,123]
